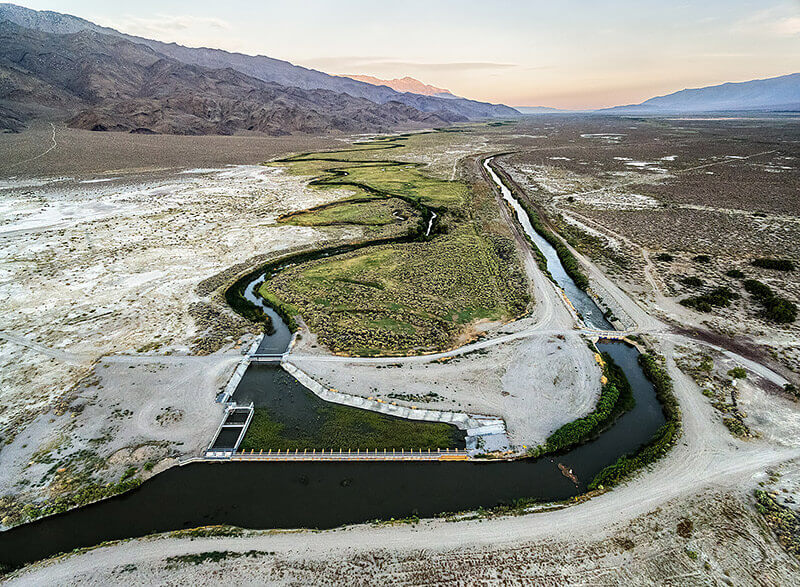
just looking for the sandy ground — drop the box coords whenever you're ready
[0,131,368,511]
[0,354,237,498]
[0,163,351,427]
[0,123,343,176]
[293,331,599,447]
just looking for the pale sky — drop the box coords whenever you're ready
[12,0,800,108]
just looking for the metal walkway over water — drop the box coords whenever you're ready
[221,448,470,462]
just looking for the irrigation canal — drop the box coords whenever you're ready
[0,154,670,568]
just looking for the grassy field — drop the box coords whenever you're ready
[261,229,524,354]
[279,197,416,227]
[252,131,529,355]
[240,406,464,452]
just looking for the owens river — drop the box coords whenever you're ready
[0,157,667,568]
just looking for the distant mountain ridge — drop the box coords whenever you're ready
[0,3,518,121]
[341,75,456,98]
[514,106,570,114]
[0,20,462,135]
[602,73,800,113]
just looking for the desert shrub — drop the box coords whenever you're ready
[743,279,773,299]
[725,269,745,278]
[677,518,694,538]
[723,417,749,438]
[656,253,673,262]
[727,367,747,379]
[754,490,800,557]
[681,276,704,287]
[752,258,795,272]
[680,287,739,312]
[763,296,798,323]
[743,279,797,323]
[588,352,681,490]
[693,254,711,263]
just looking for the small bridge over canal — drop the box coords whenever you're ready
[249,353,285,364]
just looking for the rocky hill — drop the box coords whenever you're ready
[0,20,463,135]
[0,3,519,121]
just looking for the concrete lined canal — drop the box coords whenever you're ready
[0,153,672,568]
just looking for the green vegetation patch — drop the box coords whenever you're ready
[228,132,529,356]
[260,229,527,355]
[680,286,739,313]
[752,258,795,272]
[240,405,463,452]
[681,276,704,288]
[529,352,634,457]
[743,279,797,323]
[280,198,416,227]
[589,352,681,490]
[755,489,800,558]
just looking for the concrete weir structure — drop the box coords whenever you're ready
[204,330,511,460]
[282,361,511,456]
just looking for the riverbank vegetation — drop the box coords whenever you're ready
[235,133,529,355]
[528,352,633,457]
[279,198,415,227]
[488,160,592,291]
[588,352,681,490]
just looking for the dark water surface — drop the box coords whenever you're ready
[0,341,664,567]
[483,158,613,330]
[243,274,293,354]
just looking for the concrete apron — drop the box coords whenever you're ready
[283,361,511,457]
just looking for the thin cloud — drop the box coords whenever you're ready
[301,56,517,73]
[774,16,800,35]
[95,14,231,38]
[733,6,800,37]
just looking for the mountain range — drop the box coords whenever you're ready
[0,3,796,135]
[601,73,800,114]
[0,3,518,134]
[340,75,457,98]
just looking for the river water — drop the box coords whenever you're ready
[0,158,667,568]
[0,341,663,568]
[483,158,612,330]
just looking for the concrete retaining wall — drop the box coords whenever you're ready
[282,361,511,455]
[283,362,478,429]
[220,357,251,403]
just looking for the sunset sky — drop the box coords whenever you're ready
[15,0,800,109]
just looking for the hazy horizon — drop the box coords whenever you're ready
[7,0,800,109]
